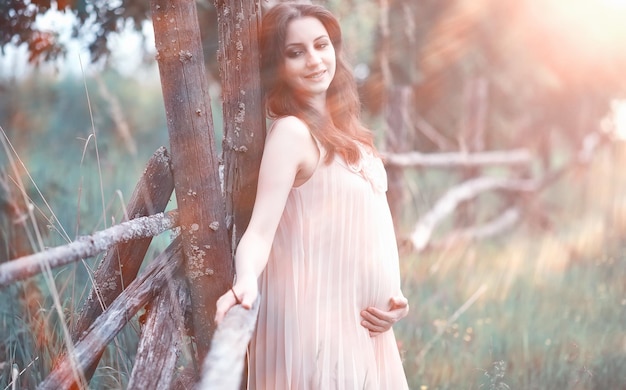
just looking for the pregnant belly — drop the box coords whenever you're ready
[357,253,401,310]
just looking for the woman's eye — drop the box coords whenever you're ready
[286,50,303,58]
[317,41,331,49]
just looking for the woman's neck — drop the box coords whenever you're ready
[309,94,328,117]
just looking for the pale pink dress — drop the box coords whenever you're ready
[248,137,409,389]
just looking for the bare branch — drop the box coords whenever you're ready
[0,210,179,288]
[382,149,533,168]
[197,298,260,390]
[407,130,611,252]
[435,207,521,247]
[410,177,537,251]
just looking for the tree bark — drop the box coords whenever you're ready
[214,2,265,387]
[151,0,233,361]
[216,0,266,248]
[127,270,189,390]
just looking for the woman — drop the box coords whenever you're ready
[215,3,409,389]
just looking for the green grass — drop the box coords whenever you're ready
[396,243,626,389]
[394,143,626,389]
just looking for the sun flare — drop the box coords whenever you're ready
[610,100,626,140]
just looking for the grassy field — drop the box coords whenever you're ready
[395,143,626,389]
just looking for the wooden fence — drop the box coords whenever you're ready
[0,146,258,389]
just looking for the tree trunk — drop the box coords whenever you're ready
[151,0,233,361]
[214,1,265,387]
[216,0,266,248]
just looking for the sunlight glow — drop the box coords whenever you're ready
[541,0,626,52]
[610,100,626,141]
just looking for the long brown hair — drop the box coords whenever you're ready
[259,3,374,164]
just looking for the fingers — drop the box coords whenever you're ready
[215,287,243,325]
[389,296,410,320]
[390,295,409,309]
[214,291,237,325]
[214,286,257,325]
[360,307,394,335]
[238,288,256,310]
[360,296,410,337]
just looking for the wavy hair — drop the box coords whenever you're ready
[259,3,374,164]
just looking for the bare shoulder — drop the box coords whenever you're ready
[265,116,319,183]
[268,116,311,140]
[266,116,318,156]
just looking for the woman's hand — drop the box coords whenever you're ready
[360,296,409,337]
[214,276,259,325]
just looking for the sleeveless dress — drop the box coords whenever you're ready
[248,139,409,390]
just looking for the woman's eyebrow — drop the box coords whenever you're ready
[285,35,330,49]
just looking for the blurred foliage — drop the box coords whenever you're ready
[0,0,221,78]
[0,0,150,64]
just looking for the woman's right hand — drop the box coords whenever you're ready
[214,276,259,325]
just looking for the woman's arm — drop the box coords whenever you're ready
[215,116,319,324]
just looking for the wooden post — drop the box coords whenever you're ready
[151,0,233,361]
[40,240,183,389]
[72,147,174,343]
[64,147,174,384]
[127,272,189,390]
[216,0,266,246]
[214,2,265,386]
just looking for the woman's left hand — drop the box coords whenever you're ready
[360,296,409,337]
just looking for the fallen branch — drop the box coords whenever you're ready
[39,239,183,389]
[408,130,610,252]
[382,149,532,168]
[410,177,537,251]
[435,207,521,248]
[0,210,179,288]
[197,298,260,390]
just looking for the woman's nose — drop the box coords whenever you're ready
[306,51,322,67]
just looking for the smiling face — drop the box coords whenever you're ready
[281,16,337,104]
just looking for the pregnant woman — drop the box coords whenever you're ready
[215,3,410,389]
